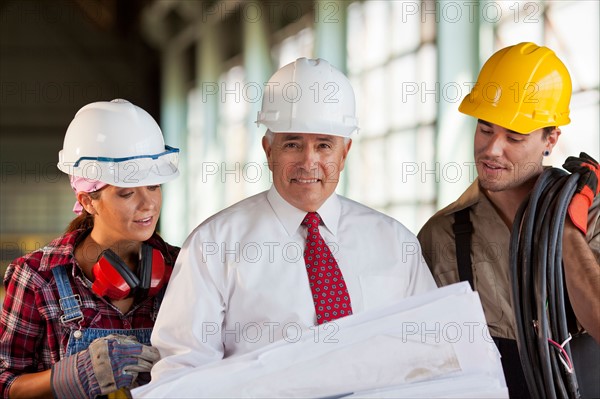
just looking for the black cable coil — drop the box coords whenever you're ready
[509,167,581,399]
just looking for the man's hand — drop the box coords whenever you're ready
[51,334,160,398]
[563,152,600,234]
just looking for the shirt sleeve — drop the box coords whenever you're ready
[0,260,45,399]
[586,195,600,263]
[417,213,458,288]
[149,228,227,384]
[391,220,436,295]
[417,220,435,271]
[406,235,438,295]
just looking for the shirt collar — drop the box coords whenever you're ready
[442,166,553,216]
[440,178,482,216]
[41,229,83,271]
[266,185,341,237]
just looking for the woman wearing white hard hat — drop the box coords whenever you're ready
[0,99,180,398]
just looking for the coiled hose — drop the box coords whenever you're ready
[509,167,581,399]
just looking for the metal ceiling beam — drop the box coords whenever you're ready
[140,0,244,52]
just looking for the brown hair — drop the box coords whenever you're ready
[65,190,102,233]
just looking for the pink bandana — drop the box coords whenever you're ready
[70,176,108,214]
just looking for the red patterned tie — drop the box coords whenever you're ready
[302,212,353,324]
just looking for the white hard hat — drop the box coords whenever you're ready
[256,58,358,137]
[57,99,179,187]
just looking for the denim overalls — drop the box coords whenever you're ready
[52,265,158,357]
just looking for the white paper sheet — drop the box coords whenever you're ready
[133,282,507,398]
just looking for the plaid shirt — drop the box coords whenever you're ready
[0,229,179,398]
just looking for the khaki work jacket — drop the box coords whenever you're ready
[418,178,600,340]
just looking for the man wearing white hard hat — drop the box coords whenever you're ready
[147,58,436,386]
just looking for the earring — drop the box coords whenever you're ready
[543,150,550,156]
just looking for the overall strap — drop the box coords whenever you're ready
[453,208,531,397]
[452,208,474,288]
[152,286,166,321]
[52,265,84,324]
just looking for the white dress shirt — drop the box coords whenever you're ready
[150,186,436,382]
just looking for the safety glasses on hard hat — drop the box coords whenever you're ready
[71,146,179,186]
[73,146,179,168]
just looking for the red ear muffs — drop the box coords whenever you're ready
[137,243,171,298]
[92,249,139,300]
[91,243,169,300]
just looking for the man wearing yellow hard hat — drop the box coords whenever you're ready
[418,42,599,398]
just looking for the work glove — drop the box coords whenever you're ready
[563,152,600,234]
[51,334,160,399]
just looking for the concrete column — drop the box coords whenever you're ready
[187,27,225,225]
[435,3,479,209]
[243,6,273,188]
[159,46,189,246]
[198,28,221,153]
[314,0,348,72]
[313,0,351,195]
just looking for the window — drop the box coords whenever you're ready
[346,1,437,233]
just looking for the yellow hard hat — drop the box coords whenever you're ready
[459,42,572,134]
